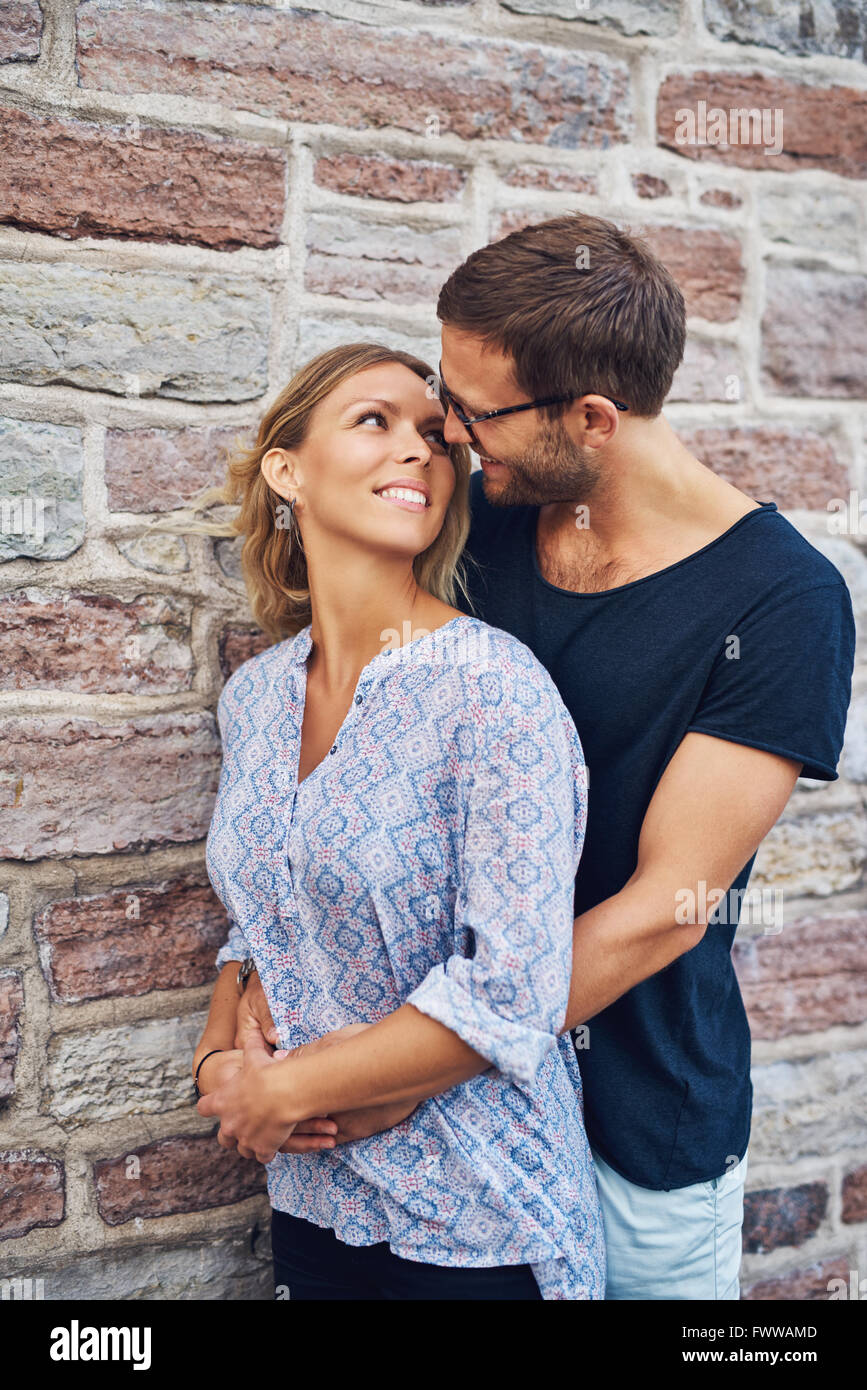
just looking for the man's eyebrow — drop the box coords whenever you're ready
[439,376,488,416]
[341,397,445,426]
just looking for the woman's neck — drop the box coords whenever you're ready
[303,544,457,693]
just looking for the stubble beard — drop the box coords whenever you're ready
[479,418,602,508]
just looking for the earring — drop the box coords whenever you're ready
[289,496,305,553]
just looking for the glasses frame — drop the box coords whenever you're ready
[436,360,628,442]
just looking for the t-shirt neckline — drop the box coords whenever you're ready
[530,500,779,599]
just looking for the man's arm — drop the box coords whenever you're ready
[563,731,803,1028]
[242,731,802,1146]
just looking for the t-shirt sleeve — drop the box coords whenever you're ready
[686,581,856,781]
[405,647,587,1090]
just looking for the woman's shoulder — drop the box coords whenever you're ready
[420,617,573,723]
[217,628,305,720]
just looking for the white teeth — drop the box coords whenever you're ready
[377,487,428,506]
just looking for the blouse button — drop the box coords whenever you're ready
[354,694,363,705]
[329,744,337,755]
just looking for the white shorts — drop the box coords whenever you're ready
[591,1147,749,1300]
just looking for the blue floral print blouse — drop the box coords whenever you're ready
[207,614,605,1299]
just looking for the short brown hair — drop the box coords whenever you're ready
[437,212,686,418]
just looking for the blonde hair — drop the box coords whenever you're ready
[159,343,473,641]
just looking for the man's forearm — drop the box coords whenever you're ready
[267,1003,490,1125]
[563,875,705,1031]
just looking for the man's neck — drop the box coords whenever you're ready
[534,416,764,594]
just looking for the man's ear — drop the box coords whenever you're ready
[261,446,303,501]
[562,396,620,449]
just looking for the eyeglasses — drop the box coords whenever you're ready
[436,360,628,443]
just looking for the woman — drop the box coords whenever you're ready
[191,342,605,1300]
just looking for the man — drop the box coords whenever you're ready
[223,212,855,1299]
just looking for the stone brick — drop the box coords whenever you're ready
[21,1231,270,1299]
[658,72,867,180]
[296,316,439,374]
[0,1,41,62]
[0,590,193,694]
[841,693,867,783]
[214,536,243,583]
[313,153,465,204]
[46,1012,206,1123]
[0,712,221,860]
[0,419,85,563]
[500,0,681,37]
[94,1132,266,1224]
[0,894,8,938]
[733,913,867,1041]
[305,212,462,305]
[760,184,860,261]
[0,970,24,1102]
[502,168,598,194]
[704,0,867,61]
[34,875,230,1003]
[0,1152,65,1242]
[750,1048,867,1165]
[751,812,865,899]
[76,3,631,149]
[668,338,743,403]
[117,535,190,575]
[743,1183,828,1254]
[841,1164,867,1224]
[640,225,744,321]
[632,173,671,198]
[219,626,272,680]
[761,264,867,399]
[0,262,270,402]
[0,106,286,249]
[680,425,848,509]
[699,188,742,208]
[743,1256,853,1301]
[105,426,243,513]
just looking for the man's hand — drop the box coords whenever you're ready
[234,970,279,1049]
[275,1022,419,1151]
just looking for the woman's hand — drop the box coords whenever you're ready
[197,1030,299,1164]
[274,1023,420,1150]
[196,1047,244,1096]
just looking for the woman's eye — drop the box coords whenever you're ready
[356,410,387,427]
[425,428,448,449]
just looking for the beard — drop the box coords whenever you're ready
[478,417,602,507]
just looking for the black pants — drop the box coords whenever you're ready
[271,1208,543,1301]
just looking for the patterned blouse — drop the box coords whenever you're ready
[206,614,605,1299]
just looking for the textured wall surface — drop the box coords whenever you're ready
[0,0,865,1301]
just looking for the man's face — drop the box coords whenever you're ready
[439,324,602,507]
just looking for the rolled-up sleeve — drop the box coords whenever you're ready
[215,916,251,972]
[406,651,587,1090]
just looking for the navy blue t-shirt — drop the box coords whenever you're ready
[458,468,855,1189]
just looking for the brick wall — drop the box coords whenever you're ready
[0,0,865,1300]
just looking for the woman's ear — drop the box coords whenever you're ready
[261,447,302,502]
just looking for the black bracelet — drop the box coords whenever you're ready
[194,1048,224,1100]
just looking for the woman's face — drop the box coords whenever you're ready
[267,362,456,561]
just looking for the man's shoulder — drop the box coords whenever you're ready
[739,506,853,598]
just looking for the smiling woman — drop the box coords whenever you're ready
[182,339,607,1300]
